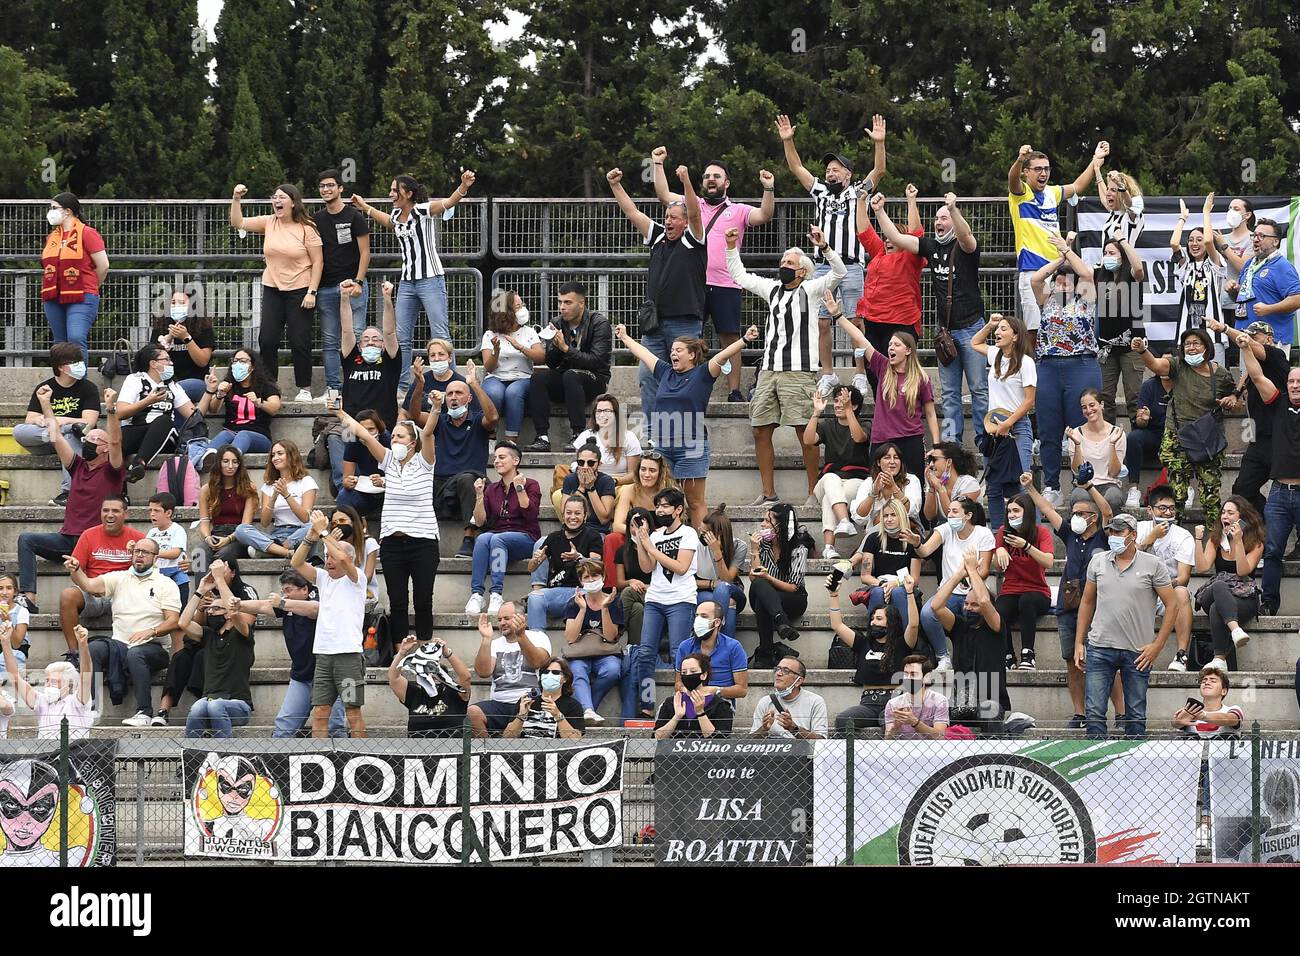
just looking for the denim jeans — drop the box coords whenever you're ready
[918,593,961,659]
[1084,644,1148,739]
[938,321,989,444]
[619,646,640,722]
[638,317,704,429]
[396,276,448,388]
[697,580,747,639]
[188,429,273,468]
[235,522,311,555]
[527,585,578,630]
[482,376,530,436]
[865,583,915,626]
[814,261,865,319]
[1036,355,1102,490]
[184,697,253,738]
[470,531,536,595]
[272,678,347,738]
[569,655,623,712]
[1124,426,1163,488]
[636,601,695,715]
[177,378,207,406]
[17,531,78,593]
[1262,483,1300,610]
[987,417,1034,529]
[11,422,82,493]
[318,280,370,390]
[44,293,100,361]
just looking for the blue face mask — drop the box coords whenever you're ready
[447,404,468,420]
[720,360,732,376]
[777,679,799,700]
[169,306,188,322]
[1102,256,1121,272]
[540,673,563,694]
[361,346,383,364]
[1108,535,1129,555]
[231,361,250,382]
[947,516,966,532]
[159,365,174,382]
[131,564,152,577]
[67,361,86,380]
[1008,515,1023,529]
[1183,352,1205,367]
[429,360,451,375]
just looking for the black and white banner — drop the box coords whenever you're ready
[1076,195,1297,348]
[0,740,118,867]
[183,742,625,863]
[653,738,812,866]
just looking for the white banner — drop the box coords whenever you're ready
[814,739,1201,865]
[182,742,625,864]
[1208,738,1300,863]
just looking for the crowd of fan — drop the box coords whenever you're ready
[9,126,1298,743]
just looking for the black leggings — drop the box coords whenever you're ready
[259,285,314,389]
[380,534,440,642]
[1196,579,1258,658]
[161,642,203,706]
[121,416,177,465]
[750,577,808,651]
[997,590,1051,656]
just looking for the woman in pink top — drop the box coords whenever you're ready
[832,298,938,481]
[1065,388,1126,511]
[229,183,324,403]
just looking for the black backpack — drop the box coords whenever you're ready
[362,609,393,667]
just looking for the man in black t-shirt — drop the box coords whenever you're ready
[14,342,102,506]
[525,500,604,629]
[1226,319,1291,516]
[606,165,707,434]
[875,193,989,446]
[330,280,400,492]
[929,551,1011,734]
[315,169,372,399]
[388,636,471,738]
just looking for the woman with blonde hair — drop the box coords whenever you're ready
[1094,145,1145,246]
[234,439,319,557]
[601,453,677,586]
[851,497,923,626]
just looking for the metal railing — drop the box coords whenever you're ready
[0,721,1276,867]
[0,199,489,263]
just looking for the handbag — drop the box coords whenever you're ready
[827,634,856,669]
[933,255,959,366]
[562,628,627,659]
[99,337,133,382]
[1059,579,1082,612]
[1177,409,1226,463]
[1195,571,1258,603]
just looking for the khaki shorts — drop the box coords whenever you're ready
[750,370,816,428]
[312,652,366,708]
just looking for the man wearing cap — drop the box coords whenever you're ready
[17,385,126,618]
[1216,317,1291,516]
[651,148,776,403]
[1075,512,1177,739]
[776,112,887,396]
[1224,218,1300,349]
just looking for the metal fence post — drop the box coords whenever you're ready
[844,730,855,866]
[136,758,146,864]
[1251,719,1261,863]
[458,720,489,866]
[58,717,69,868]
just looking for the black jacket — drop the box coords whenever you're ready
[542,310,613,382]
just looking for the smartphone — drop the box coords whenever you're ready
[1186,697,1205,714]
[769,693,786,714]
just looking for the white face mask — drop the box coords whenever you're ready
[1225,210,1243,229]
[1070,515,1090,535]
[40,684,64,703]
[47,208,66,227]
[391,441,411,462]
[581,579,604,594]
[515,307,530,326]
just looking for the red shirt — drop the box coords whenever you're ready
[854,223,925,327]
[60,225,106,295]
[72,524,145,578]
[996,524,1052,597]
[61,458,128,536]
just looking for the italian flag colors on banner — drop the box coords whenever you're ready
[812,739,1202,866]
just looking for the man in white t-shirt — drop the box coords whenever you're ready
[1172,667,1242,738]
[1136,485,1196,672]
[292,510,367,738]
[467,604,552,736]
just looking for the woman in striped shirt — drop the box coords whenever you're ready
[333,401,439,643]
[748,503,813,669]
[351,170,476,389]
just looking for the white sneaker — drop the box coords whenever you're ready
[1032,438,1041,459]
[122,711,151,728]
[583,708,605,725]
[851,373,871,397]
[834,518,857,537]
[1206,657,1229,675]
[1042,487,1063,508]
[247,546,258,559]
[934,654,953,674]
[294,388,314,403]
[1231,627,1250,649]
[1125,486,1142,509]
[150,713,168,727]
[464,593,484,615]
[816,374,839,397]
[488,593,504,615]
[822,545,840,560]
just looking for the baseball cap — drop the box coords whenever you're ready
[822,153,855,173]
[1106,513,1138,533]
[1245,320,1274,337]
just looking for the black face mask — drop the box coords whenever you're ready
[824,179,846,196]
[778,266,799,285]
[868,625,889,640]
[681,673,704,692]
[81,443,99,462]
[653,513,673,528]
[701,192,727,207]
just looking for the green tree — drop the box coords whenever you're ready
[214,0,294,164]
[228,71,286,193]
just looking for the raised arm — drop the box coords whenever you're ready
[866,114,887,189]
[873,196,920,255]
[1019,471,1062,530]
[1130,337,1170,378]
[904,183,921,234]
[947,193,977,254]
[649,146,678,205]
[606,168,653,238]
[774,114,816,191]
[674,165,703,239]
[750,169,776,226]
[709,325,757,378]
[428,169,475,215]
[1008,144,1031,196]
[1063,142,1107,201]
[350,193,393,230]
[1239,332,1279,402]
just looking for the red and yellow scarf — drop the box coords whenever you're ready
[41,218,88,303]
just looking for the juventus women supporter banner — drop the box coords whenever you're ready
[0,741,118,867]
[1076,196,1297,348]
[812,740,1200,866]
[182,742,624,863]
[1208,738,1300,863]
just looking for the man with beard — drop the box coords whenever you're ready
[651,148,775,402]
[203,755,275,843]
[776,111,887,397]
[0,759,88,866]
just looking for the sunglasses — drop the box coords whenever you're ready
[543,669,564,676]
[642,451,664,462]
[577,459,599,467]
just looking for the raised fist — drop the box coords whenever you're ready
[606,168,623,186]
[232,184,248,200]
[651,146,667,163]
